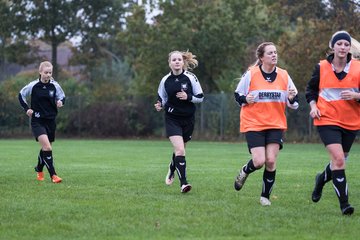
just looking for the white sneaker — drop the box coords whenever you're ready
[234,166,248,191]
[181,184,192,193]
[260,197,271,206]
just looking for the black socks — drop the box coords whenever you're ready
[169,153,176,172]
[174,156,187,186]
[332,169,349,208]
[318,163,332,186]
[42,150,57,177]
[35,149,45,172]
[243,159,258,174]
[261,169,276,199]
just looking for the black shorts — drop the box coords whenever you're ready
[245,129,284,153]
[31,118,56,142]
[165,114,194,143]
[317,125,358,152]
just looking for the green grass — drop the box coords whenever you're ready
[1,139,360,240]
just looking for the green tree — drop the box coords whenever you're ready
[0,0,33,80]
[269,0,360,88]
[9,0,78,80]
[70,0,131,85]
[118,0,283,95]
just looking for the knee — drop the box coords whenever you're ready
[252,157,265,169]
[332,155,345,169]
[265,157,277,169]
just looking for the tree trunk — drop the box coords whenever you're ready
[51,40,58,81]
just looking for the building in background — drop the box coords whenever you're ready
[0,40,82,81]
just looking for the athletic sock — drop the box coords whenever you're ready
[261,169,276,199]
[174,156,187,186]
[324,163,332,182]
[42,150,57,177]
[169,153,176,172]
[318,163,332,186]
[243,159,258,174]
[332,169,349,208]
[35,149,45,172]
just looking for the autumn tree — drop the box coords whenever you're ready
[117,0,284,95]
[267,0,360,89]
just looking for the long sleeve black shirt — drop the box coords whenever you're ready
[157,70,204,117]
[18,78,66,120]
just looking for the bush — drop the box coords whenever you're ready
[0,69,87,137]
[63,97,160,137]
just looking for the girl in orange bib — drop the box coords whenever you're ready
[233,42,299,206]
[306,31,360,215]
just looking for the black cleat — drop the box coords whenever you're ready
[312,173,323,203]
[341,204,354,216]
[234,167,248,191]
[181,184,192,193]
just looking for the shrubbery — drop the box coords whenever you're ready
[0,70,162,138]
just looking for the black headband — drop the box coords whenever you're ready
[331,32,351,48]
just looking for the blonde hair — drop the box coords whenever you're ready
[350,37,360,60]
[168,50,198,70]
[253,42,275,66]
[39,61,53,72]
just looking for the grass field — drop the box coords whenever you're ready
[1,139,360,240]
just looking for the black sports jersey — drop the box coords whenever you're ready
[157,70,204,117]
[19,78,65,120]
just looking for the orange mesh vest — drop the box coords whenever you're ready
[314,60,360,130]
[240,66,289,132]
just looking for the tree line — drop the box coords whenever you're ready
[0,0,359,138]
[1,0,359,92]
